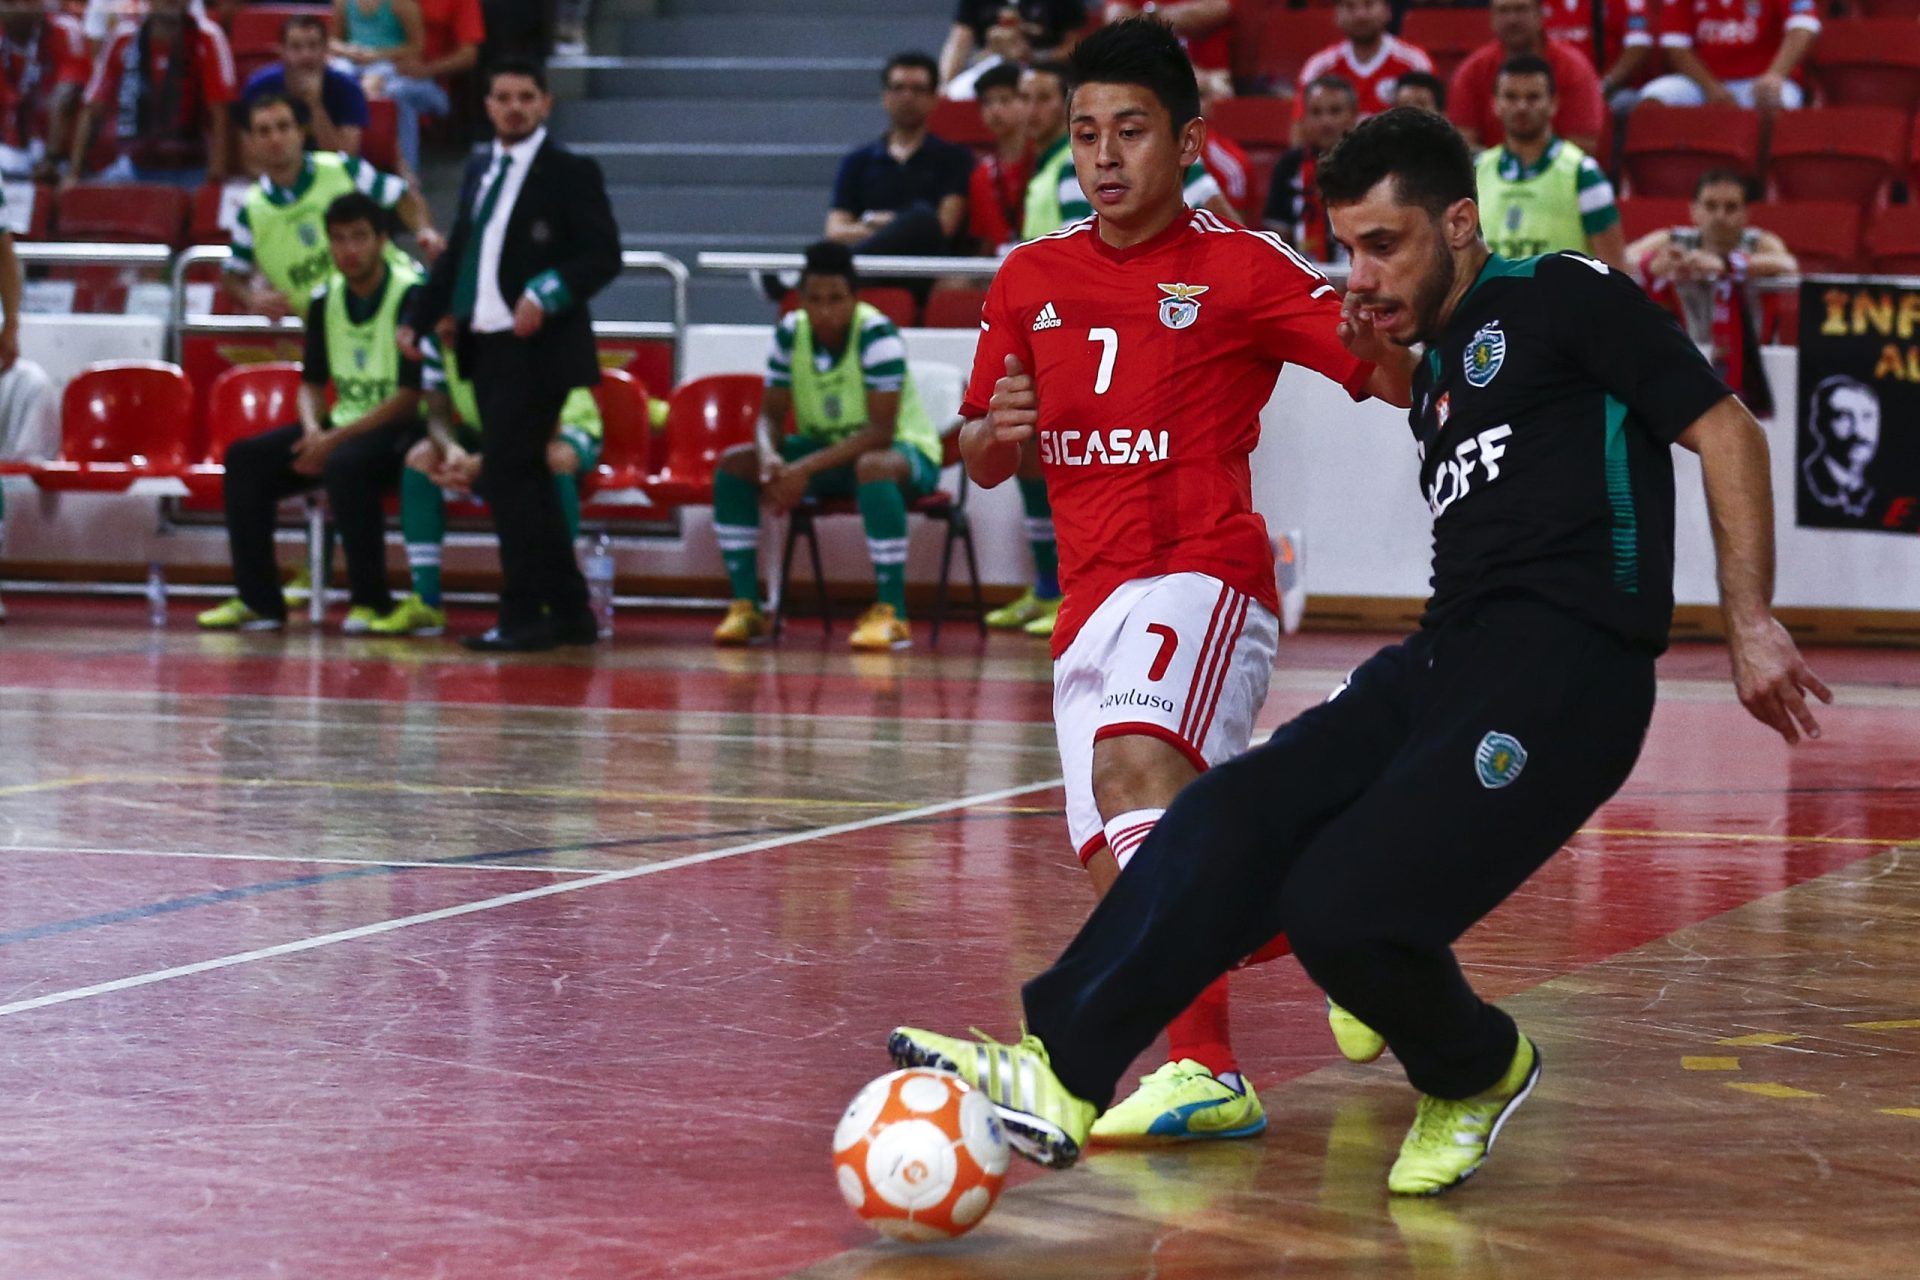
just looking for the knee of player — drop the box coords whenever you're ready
[714,444,759,484]
[853,448,905,486]
[1091,735,1197,823]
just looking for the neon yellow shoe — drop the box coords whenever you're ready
[282,568,312,608]
[887,1026,1096,1169]
[849,603,911,651]
[1388,1034,1541,1196]
[985,589,1059,631]
[368,594,447,636]
[1330,1000,1387,1064]
[1022,609,1056,639]
[340,605,380,635]
[1089,1059,1265,1144]
[197,599,282,631]
[712,600,769,646]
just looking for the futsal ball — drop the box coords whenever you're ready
[832,1068,1011,1242]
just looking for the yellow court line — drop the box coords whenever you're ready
[1582,826,1920,850]
[1682,1056,1742,1071]
[1880,1108,1920,1119]
[1718,1033,1802,1047]
[1846,1020,1920,1031]
[1727,1082,1823,1100]
[0,776,109,798]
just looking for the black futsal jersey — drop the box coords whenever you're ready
[1409,251,1731,653]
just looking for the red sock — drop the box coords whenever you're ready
[1166,975,1238,1077]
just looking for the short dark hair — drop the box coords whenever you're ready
[486,56,547,94]
[1067,16,1201,133]
[800,240,858,290]
[242,91,299,130]
[882,51,938,88]
[1395,70,1447,111]
[1496,54,1556,96]
[324,192,388,234]
[1317,107,1476,220]
[1305,74,1358,107]
[1028,59,1070,90]
[281,13,326,41]
[1694,168,1751,201]
[975,62,1024,99]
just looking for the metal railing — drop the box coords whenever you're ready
[16,242,175,270]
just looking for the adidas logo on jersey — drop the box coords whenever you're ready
[1032,302,1062,332]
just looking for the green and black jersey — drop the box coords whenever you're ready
[1409,252,1730,652]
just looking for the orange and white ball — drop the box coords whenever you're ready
[832,1068,1011,1241]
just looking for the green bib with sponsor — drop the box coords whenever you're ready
[790,302,939,464]
[323,260,420,426]
[244,152,412,303]
[1475,139,1597,262]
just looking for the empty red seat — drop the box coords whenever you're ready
[33,361,195,491]
[361,99,399,172]
[1255,10,1339,88]
[1868,204,1920,275]
[1398,10,1487,82]
[1809,20,1920,111]
[1207,96,1293,148]
[1621,105,1760,197]
[646,374,761,507]
[1617,196,1696,246]
[929,98,992,149]
[55,183,191,246]
[586,368,651,494]
[190,180,235,245]
[1750,200,1863,273]
[922,287,987,329]
[1766,107,1907,204]
[183,362,302,498]
[778,286,918,328]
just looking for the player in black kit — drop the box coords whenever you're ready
[885,108,1832,1194]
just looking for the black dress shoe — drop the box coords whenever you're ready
[552,610,600,646]
[461,622,557,652]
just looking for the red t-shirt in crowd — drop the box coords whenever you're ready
[1447,38,1606,144]
[0,13,92,149]
[417,0,485,64]
[1295,35,1434,119]
[87,15,237,165]
[968,148,1033,251]
[1202,130,1254,223]
[962,209,1373,655]
[1659,0,1820,82]
[1180,0,1242,72]
[1542,0,1656,70]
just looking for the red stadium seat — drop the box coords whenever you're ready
[190,181,234,245]
[929,98,993,149]
[586,368,651,493]
[1808,20,1920,111]
[1750,201,1863,273]
[1621,105,1760,197]
[1398,9,1488,82]
[182,362,302,498]
[1255,10,1339,89]
[646,374,761,507]
[1766,107,1907,204]
[30,362,195,491]
[859,286,919,328]
[1617,196,1696,246]
[55,183,191,246]
[922,287,987,329]
[362,98,400,172]
[1207,96,1294,148]
[1851,0,1920,14]
[7,183,53,240]
[1867,204,1920,275]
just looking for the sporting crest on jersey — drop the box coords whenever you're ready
[1436,393,1451,428]
[1464,321,1506,388]
[1474,731,1527,789]
[1156,283,1208,331]
[298,223,318,247]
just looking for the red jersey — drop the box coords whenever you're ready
[1542,0,1656,69]
[87,16,237,167]
[1201,131,1253,223]
[1659,0,1819,82]
[417,0,485,64]
[963,209,1374,655]
[1296,36,1434,120]
[0,14,92,150]
[968,149,1033,252]
[1447,38,1606,145]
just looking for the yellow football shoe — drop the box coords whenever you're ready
[984,589,1059,631]
[711,600,769,646]
[1089,1059,1266,1144]
[887,1025,1095,1169]
[1388,1034,1541,1196]
[849,603,911,651]
[1329,999,1388,1064]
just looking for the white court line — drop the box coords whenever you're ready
[0,844,611,875]
[0,776,1063,1020]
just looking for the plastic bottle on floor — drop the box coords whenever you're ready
[584,534,615,639]
[146,561,168,628]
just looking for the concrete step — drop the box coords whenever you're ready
[584,58,879,100]
[553,96,883,146]
[576,142,842,188]
[611,183,823,237]
[621,14,941,60]
[661,0,911,15]
[599,272,775,326]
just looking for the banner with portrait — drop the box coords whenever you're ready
[1795,279,1920,534]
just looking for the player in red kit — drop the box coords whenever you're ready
[955,17,1413,1144]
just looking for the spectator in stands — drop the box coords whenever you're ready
[1103,1,1235,76]
[941,1,1087,89]
[1197,68,1253,224]
[223,93,441,319]
[68,0,238,187]
[710,241,945,653]
[966,62,1032,254]
[1539,0,1655,109]
[1262,74,1356,264]
[1475,56,1625,270]
[1628,170,1795,413]
[330,0,445,175]
[0,0,92,181]
[403,0,484,131]
[0,182,58,621]
[827,53,974,258]
[945,15,1032,102]
[1447,0,1605,153]
[242,14,371,156]
[1297,0,1433,121]
[1391,69,1445,114]
[1640,0,1819,113]
[199,192,426,633]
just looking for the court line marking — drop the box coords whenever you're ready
[0,844,612,875]
[0,777,96,798]
[1581,826,1920,850]
[0,776,1063,1020]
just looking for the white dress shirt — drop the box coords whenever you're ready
[469,125,547,335]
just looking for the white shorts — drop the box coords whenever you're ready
[1053,573,1280,861]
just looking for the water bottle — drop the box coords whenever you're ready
[1271,529,1306,636]
[584,534,615,639]
[145,561,167,628]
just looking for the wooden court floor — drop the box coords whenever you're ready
[0,599,1914,1278]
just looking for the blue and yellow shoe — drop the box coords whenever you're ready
[1330,999,1387,1064]
[1089,1060,1266,1144]
[1388,1034,1541,1196]
[887,1025,1096,1169]
[984,589,1058,631]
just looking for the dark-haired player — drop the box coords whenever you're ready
[889,107,1829,1191]
[934,17,1415,1146]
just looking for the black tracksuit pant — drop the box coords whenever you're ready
[1022,596,1657,1105]
[221,421,421,620]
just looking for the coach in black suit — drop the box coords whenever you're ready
[403,57,622,651]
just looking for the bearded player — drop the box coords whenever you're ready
[957,18,1413,1144]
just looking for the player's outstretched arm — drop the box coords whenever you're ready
[1677,395,1833,744]
[959,354,1037,488]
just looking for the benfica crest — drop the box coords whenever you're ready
[1156,282,1208,330]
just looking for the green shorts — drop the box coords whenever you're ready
[779,434,940,501]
